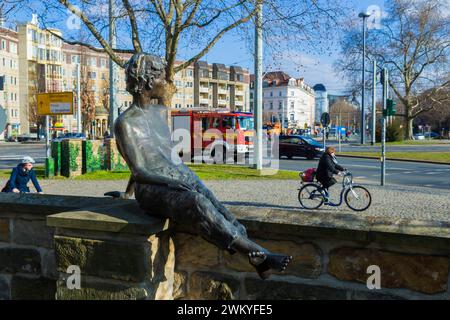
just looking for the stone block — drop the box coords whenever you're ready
[12,218,54,248]
[245,278,348,300]
[173,271,187,300]
[0,248,41,274]
[328,247,449,294]
[174,233,220,269]
[189,272,240,300]
[223,239,322,279]
[11,276,56,300]
[56,278,149,300]
[54,235,149,282]
[0,218,9,242]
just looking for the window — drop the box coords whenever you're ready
[278,91,282,97]
[291,91,294,97]
[100,58,107,68]
[270,91,273,97]
[187,70,193,77]
[270,102,273,110]
[10,42,17,54]
[221,117,235,130]
[201,117,210,130]
[290,114,295,121]
[71,55,80,64]
[278,101,282,110]
[1,40,6,50]
[212,117,221,129]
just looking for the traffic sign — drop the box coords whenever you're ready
[37,92,74,116]
[320,112,330,127]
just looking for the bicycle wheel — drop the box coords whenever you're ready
[345,186,372,212]
[298,184,324,209]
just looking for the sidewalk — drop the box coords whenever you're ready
[7,178,448,222]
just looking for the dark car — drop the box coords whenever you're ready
[279,135,325,160]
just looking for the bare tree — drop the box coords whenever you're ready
[4,0,348,107]
[336,0,450,139]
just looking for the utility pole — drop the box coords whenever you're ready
[281,100,285,134]
[359,11,370,144]
[371,60,376,145]
[381,67,388,186]
[76,63,81,133]
[109,0,118,137]
[254,1,263,170]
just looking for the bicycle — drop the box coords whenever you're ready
[298,170,372,212]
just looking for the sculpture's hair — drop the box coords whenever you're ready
[124,53,166,95]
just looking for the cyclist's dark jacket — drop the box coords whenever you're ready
[2,164,42,193]
[316,153,344,184]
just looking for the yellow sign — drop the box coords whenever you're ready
[37,92,74,116]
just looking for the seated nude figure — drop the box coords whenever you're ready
[106,53,292,279]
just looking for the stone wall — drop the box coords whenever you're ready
[0,193,120,299]
[173,206,450,300]
[1,193,450,300]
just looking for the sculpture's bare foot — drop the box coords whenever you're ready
[104,191,129,199]
[248,252,292,280]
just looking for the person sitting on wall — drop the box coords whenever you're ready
[105,53,292,280]
[1,156,43,194]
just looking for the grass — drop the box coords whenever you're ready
[0,164,300,181]
[352,140,450,146]
[339,151,450,163]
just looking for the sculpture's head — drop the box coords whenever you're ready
[124,53,166,99]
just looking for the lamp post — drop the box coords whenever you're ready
[359,11,371,144]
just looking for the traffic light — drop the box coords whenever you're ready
[383,99,397,117]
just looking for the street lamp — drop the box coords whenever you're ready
[359,11,371,144]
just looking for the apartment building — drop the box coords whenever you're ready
[250,71,316,129]
[61,43,132,136]
[190,61,250,111]
[17,14,65,134]
[0,24,20,139]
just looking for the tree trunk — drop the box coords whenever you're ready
[404,117,414,140]
[160,81,176,131]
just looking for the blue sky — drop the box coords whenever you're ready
[194,0,386,94]
[7,0,386,94]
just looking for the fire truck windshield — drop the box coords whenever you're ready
[238,117,254,131]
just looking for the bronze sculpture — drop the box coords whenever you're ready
[105,53,291,279]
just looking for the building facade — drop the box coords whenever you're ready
[313,83,328,124]
[0,24,20,139]
[172,61,250,111]
[250,71,316,129]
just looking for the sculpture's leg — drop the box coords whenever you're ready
[168,189,292,279]
[195,183,247,237]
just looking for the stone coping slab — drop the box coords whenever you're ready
[0,193,127,215]
[228,205,450,244]
[47,202,169,235]
[1,194,450,243]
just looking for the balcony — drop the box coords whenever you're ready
[218,99,228,106]
[199,86,209,93]
[235,100,244,106]
[218,88,228,95]
[200,98,210,105]
[235,90,245,96]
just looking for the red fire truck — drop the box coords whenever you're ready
[171,110,254,161]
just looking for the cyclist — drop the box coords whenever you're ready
[1,156,43,194]
[316,147,345,203]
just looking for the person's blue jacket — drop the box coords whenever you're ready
[3,164,42,193]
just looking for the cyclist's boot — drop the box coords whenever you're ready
[322,189,330,205]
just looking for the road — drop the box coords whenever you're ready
[0,142,46,169]
[2,142,450,190]
[278,157,450,190]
